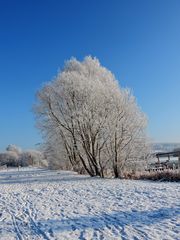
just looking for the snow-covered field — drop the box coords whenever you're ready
[0,168,179,240]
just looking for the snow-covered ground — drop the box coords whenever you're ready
[0,168,179,240]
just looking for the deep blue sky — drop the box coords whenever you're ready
[0,0,180,150]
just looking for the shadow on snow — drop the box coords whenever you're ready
[0,168,92,184]
[37,207,180,233]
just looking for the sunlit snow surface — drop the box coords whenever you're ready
[0,168,179,240]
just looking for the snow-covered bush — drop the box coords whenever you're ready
[135,169,180,182]
[34,56,150,177]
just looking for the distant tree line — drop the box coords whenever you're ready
[0,144,47,168]
[34,57,150,178]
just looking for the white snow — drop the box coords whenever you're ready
[0,168,179,240]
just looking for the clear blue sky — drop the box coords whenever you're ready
[0,0,180,150]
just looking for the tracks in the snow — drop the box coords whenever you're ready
[0,186,51,240]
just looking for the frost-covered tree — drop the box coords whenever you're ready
[0,151,19,167]
[4,145,22,168]
[20,150,47,167]
[6,144,22,155]
[34,56,149,177]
